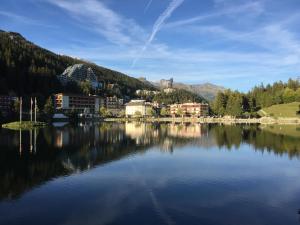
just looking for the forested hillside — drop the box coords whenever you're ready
[212,79,300,117]
[153,89,207,104]
[0,30,154,97]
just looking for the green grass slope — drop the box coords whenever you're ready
[258,102,300,118]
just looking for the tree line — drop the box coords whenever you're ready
[152,89,206,105]
[211,78,300,117]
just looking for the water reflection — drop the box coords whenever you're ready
[0,122,300,202]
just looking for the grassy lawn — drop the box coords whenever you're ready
[258,102,300,118]
[2,121,47,130]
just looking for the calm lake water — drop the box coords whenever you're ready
[1,122,300,225]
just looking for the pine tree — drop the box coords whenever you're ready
[43,96,55,118]
[212,92,227,116]
[226,92,243,117]
[160,108,169,117]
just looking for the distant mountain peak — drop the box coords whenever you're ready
[138,77,225,101]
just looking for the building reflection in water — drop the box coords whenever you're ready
[124,122,209,152]
[52,122,209,151]
[125,122,158,145]
[168,123,208,138]
[1,123,300,201]
[54,129,70,148]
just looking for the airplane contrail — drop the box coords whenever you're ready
[132,0,185,67]
[144,0,153,13]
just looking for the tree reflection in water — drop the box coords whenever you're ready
[0,122,299,200]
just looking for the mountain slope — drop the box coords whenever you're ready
[140,77,226,101]
[172,82,226,101]
[0,30,155,97]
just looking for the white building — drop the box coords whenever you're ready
[135,89,160,96]
[125,100,153,117]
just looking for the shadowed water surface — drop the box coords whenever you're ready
[0,122,300,225]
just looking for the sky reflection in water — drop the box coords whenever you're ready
[0,123,300,225]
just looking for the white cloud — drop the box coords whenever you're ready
[48,0,146,45]
[0,10,58,28]
[44,0,300,90]
[165,1,264,28]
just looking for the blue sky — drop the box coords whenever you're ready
[1,0,300,91]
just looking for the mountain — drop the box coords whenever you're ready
[137,77,156,89]
[139,77,225,101]
[173,82,226,101]
[0,30,155,98]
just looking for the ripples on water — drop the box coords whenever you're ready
[0,122,300,225]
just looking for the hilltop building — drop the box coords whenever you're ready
[160,78,173,88]
[125,100,153,117]
[170,103,209,117]
[57,64,102,89]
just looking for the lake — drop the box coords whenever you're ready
[1,122,300,225]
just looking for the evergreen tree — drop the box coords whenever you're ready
[99,107,108,117]
[117,109,125,118]
[282,88,295,103]
[225,92,243,117]
[80,80,92,95]
[43,96,55,119]
[176,108,184,118]
[212,92,227,116]
[294,88,300,102]
[147,108,156,117]
[160,108,169,117]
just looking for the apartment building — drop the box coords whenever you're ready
[55,93,104,113]
[125,100,153,117]
[170,102,209,117]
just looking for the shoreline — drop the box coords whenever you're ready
[103,117,300,124]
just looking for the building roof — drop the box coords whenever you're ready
[126,100,146,106]
[55,93,102,99]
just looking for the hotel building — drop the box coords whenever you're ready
[170,102,209,117]
[125,100,153,117]
[54,93,104,113]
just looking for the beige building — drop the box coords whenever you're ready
[125,100,153,117]
[170,102,209,117]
